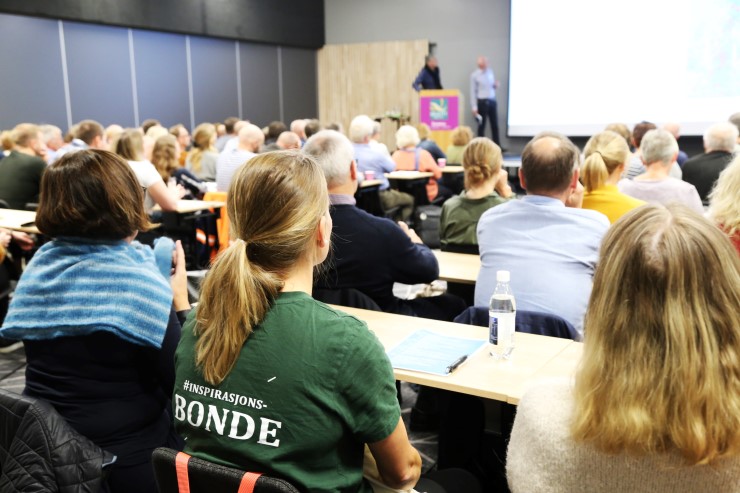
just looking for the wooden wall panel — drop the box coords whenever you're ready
[318,40,428,150]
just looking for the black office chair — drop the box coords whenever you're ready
[441,243,479,255]
[0,388,116,492]
[0,199,9,209]
[312,287,382,311]
[453,306,579,340]
[151,448,299,493]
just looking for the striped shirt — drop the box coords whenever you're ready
[216,148,256,192]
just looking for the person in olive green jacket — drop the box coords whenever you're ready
[440,137,513,249]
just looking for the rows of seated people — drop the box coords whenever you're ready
[0,110,738,493]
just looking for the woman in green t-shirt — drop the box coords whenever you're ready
[173,151,422,492]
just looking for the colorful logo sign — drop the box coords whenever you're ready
[420,93,459,131]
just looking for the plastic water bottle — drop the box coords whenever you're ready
[489,270,516,360]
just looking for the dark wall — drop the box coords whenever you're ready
[0,0,324,49]
[0,12,318,131]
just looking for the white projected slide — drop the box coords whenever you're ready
[507,0,740,136]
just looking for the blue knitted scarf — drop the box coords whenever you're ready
[0,237,174,348]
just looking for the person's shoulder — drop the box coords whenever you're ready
[442,194,464,211]
[562,206,610,228]
[335,204,401,235]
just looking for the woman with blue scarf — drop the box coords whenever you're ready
[0,150,191,493]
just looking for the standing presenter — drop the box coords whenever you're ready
[470,56,501,146]
[412,55,443,91]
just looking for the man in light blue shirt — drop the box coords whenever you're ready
[349,115,414,220]
[470,56,501,146]
[475,133,610,338]
[215,124,263,192]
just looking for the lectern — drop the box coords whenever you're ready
[419,89,462,152]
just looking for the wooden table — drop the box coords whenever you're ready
[386,171,434,207]
[0,209,39,234]
[153,200,226,214]
[333,305,580,404]
[441,165,463,174]
[433,250,480,285]
[359,179,383,189]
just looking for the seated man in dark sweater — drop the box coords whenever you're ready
[304,130,466,322]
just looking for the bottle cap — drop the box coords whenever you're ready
[496,270,510,282]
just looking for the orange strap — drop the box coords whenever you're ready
[237,472,262,493]
[175,452,191,493]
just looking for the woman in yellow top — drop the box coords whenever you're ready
[581,130,645,223]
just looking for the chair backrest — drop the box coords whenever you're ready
[441,243,480,255]
[0,199,9,209]
[312,287,382,311]
[453,306,579,340]
[0,388,113,492]
[151,448,299,493]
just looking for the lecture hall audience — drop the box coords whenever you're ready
[0,150,190,493]
[349,114,415,221]
[580,130,646,223]
[391,125,443,202]
[475,132,609,337]
[215,123,263,192]
[681,121,738,204]
[618,128,703,214]
[708,154,740,254]
[445,125,473,164]
[115,129,182,212]
[171,150,478,493]
[186,123,219,181]
[439,137,512,250]
[507,204,740,492]
[0,124,47,209]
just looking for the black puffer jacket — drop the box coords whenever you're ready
[0,388,113,492]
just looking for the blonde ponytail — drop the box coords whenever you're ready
[582,130,630,192]
[194,151,329,386]
[462,137,502,190]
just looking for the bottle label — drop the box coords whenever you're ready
[490,312,515,346]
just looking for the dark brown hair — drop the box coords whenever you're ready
[36,150,152,239]
[632,121,657,148]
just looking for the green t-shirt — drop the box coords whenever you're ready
[173,292,400,493]
[440,190,508,246]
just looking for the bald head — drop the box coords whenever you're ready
[663,122,681,139]
[290,119,307,139]
[477,56,488,69]
[277,131,301,150]
[238,124,265,152]
[521,133,580,195]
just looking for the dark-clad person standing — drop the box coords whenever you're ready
[412,55,443,91]
[682,121,738,204]
[0,123,47,209]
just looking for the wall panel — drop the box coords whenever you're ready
[281,47,319,123]
[64,21,135,126]
[0,14,67,129]
[239,43,280,127]
[317,40,428,149]
[132,30,190,128]
[189,36,240,125]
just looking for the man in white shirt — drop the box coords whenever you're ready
[470,56,501,146]
[216,124,264,192]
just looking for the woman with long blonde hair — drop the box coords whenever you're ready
[581,130,645,223]
[708,154,740,254]
[172,152,425,492]
[507,204,740,492]
[185,122,218,181]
